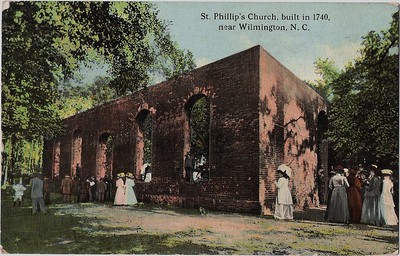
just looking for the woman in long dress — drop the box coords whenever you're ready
[274,164,294,220]
[326,167,350,223]
[379,169,398,226]
[347,168,363,223]
[114,173,126,206]
[361,165,383,226]
[125,172,138,206]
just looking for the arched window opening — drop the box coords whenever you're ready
[184,95,210,182]
[52,140,60,179]
[135,110,153,181]
[71,129,82,178]
[97,133,113,180]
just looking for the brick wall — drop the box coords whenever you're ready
[258,48,328,214]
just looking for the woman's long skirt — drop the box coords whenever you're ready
[326,186,350,223]
[361,196,382,226]
[114,187,126,206]
[274,198,294,220]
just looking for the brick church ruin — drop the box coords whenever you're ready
[43,45,329,215]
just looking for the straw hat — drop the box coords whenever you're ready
[381,169,393,176]
[126,172,134,178]
[117,172,125,178]
[367,164,378,174]
[277,164,292,178]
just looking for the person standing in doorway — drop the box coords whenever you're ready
[75,163,82,180]
[30,173,47,215]
[185,152,195,182]
[274,164,294,220]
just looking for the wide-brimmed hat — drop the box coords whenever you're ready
[126,172,134,178]
[381,169,393,176]
[333,166,344,174]
[117,172,125,178]
[277,164,292,178]
[367,164,378,174]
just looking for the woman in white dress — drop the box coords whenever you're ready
[113,172,126,206]
[274,164,294,220]
[379,169,398,226]
[125,172,138,205]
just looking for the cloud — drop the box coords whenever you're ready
[196,57,211,68]
[238,33,258,49]
[319,42,362,68]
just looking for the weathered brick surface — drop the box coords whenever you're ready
[258,49,328,213]
[43,46,328,215]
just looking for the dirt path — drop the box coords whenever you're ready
[55,203,399,255]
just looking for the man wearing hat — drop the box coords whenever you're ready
[61,174,73,202]
[379,169,398,226]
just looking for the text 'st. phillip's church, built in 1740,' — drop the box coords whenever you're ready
[43,45,329,215]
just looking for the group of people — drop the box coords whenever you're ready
[60,174,113,203]
[113,172,138,206]
[11,161,398,226]
[325,165,398,226]
[185,152,208,183]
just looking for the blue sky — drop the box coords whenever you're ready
[154,2,397,82]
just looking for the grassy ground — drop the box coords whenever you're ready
[1,188,399,255]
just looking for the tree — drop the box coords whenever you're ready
[2,1,195,177]
[308,58,341,101]
[190,97,210,164]
[328,12,399,167]
[57,76,117,119]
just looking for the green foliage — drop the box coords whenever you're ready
[143,115,153,164]
[328,13,399,166]
[308,58,341,101]
[57,76,117,118]
[42,1,196,95]
[2,1,195,175]
[2,2,64,141]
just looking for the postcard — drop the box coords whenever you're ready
[1,1,398,255]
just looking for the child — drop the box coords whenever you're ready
[12,179,26,207]
[379,169,398,226]
[274,164,294,220]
